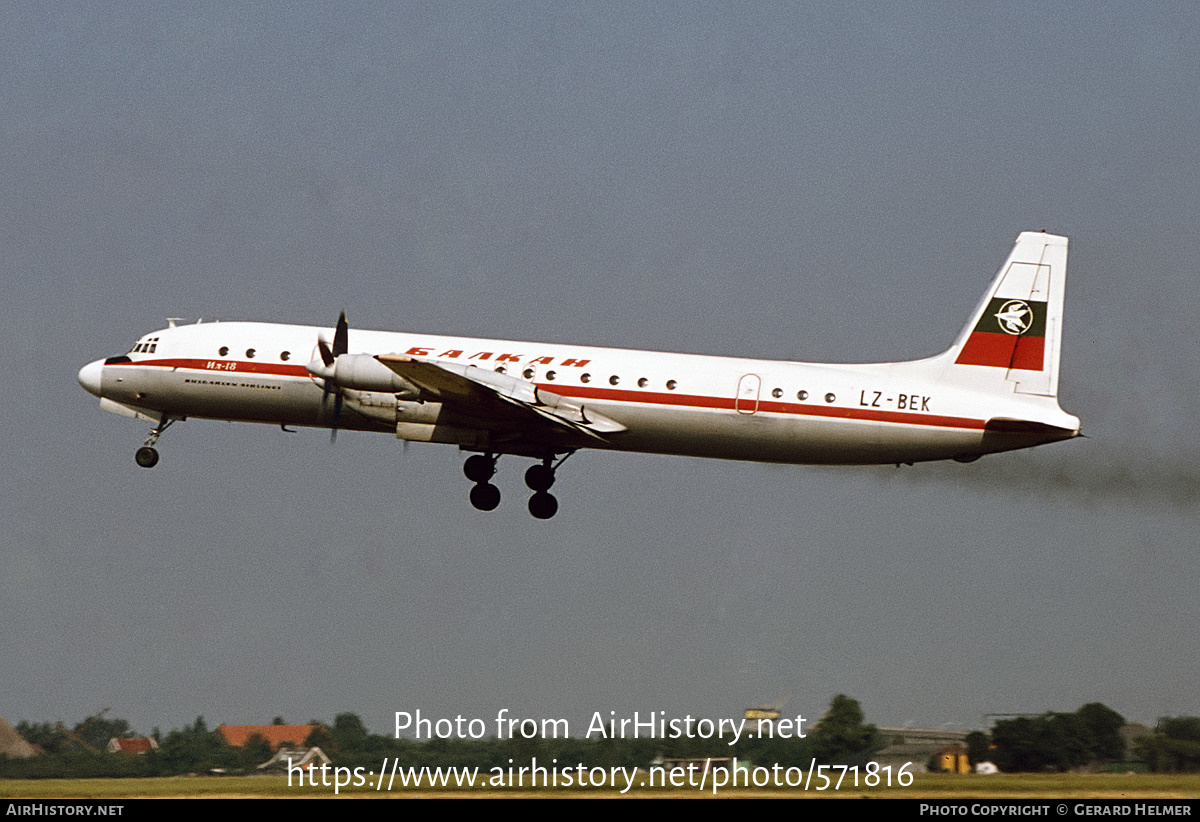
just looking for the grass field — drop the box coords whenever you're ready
[2,772,1199,799]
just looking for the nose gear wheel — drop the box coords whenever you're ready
[134,415,175,469]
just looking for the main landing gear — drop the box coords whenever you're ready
[134,416,175,469]
[464,454,501,511]
[463,452,571,519]
[524,463,558,520]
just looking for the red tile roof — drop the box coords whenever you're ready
[217,725,317,749]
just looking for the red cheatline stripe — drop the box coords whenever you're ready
[114,358,988,431]
[560,384,985,430]
[955,332,1044,370]
[110,357,313,378]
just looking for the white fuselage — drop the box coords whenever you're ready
[79,319,1079,466]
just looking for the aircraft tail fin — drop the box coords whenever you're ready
[940,231,1068,398]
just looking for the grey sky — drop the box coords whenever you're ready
[3,2,1197,739]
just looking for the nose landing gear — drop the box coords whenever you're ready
[134,416,175,469]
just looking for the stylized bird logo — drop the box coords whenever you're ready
[994,300,1032,335]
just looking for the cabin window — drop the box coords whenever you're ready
[495,366,506,374]
[609,375,620,386]
[666,380,677,390]
[797,390,808,401]
[824,392,836,403]
[771,388,783,398]
[523,368,535,379]
[581,373,591,383]
[545,370,556,381]
[218,346,229,356]
[637,377,648,388]
[246,348,256,359]
[280,351,291,361]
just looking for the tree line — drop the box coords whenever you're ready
[961,703,1200,773]
[4,695,881,779]
[5,698,1199,778]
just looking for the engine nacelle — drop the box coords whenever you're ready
[395,422,488,447]
[308,354,420,398]
[340,395,445,426]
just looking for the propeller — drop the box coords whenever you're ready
[317,310,349,368]
[313,311,349,443]
[306,311,419,442]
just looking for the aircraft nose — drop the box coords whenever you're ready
[77,359,104,397]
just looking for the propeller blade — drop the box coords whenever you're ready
[330,393,342,444]
[315,312,349,444]
[317,337,335,368]
[333,311,348,358]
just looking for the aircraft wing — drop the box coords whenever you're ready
[374,354,627,442]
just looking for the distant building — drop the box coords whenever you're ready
[0,716,38,758]
[934,744,972,774]
[744,705,785,737]
[874,727,971,774]
[107,737,158,754]
[217,724,317,750]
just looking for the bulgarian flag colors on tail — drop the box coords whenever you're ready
[955,295,1047,371]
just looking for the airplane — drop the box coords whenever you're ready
[78,231,1081,519]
